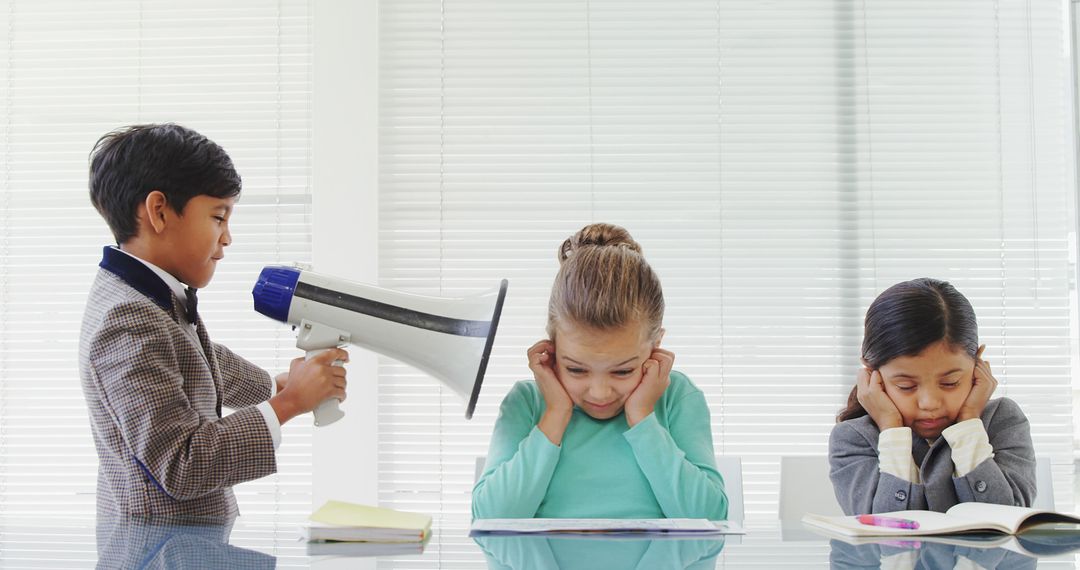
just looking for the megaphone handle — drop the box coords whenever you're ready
[306,348,346,427]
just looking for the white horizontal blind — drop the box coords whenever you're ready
[0,0,314,524]
[847,0,1076,512]
[378,0,1076,555]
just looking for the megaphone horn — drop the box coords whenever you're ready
[252,265,508,426]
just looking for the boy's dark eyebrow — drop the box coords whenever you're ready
[561,356,638,367]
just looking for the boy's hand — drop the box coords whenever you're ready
[270,348,349,424]
[274,371,287,394]
[856,367,904,430]
[529,339,573,445]
[625,348,674,427]
[958,345,996,422]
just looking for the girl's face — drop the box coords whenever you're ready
[876,339,976,439]
[552,321,658,420]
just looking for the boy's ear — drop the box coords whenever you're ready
[143,190,169,234]
[654,328,666,348]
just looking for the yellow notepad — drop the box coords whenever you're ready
[310,500,432,532]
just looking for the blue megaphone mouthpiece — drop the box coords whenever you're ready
[252,266,301,323]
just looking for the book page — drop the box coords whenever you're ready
[945,502,1052,534]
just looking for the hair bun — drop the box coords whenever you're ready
[558,223,642,263]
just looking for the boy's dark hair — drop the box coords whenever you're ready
[89,124,242,244]
[837,278,979,422]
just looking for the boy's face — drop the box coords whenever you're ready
[161,195,235,289]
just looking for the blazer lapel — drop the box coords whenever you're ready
[98,246,179,323]
[194,317,224,418]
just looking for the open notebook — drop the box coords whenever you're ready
[471,518,743,536]
[802,503,1080,538]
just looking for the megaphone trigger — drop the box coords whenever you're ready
[296,321,352,426]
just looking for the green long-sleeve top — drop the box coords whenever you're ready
[472,371,728,520]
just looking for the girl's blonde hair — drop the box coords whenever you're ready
[547,223,664,341]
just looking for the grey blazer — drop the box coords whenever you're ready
[80,246,276,518]
[828,397,1036,515]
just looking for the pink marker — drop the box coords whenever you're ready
[856,515,920,530]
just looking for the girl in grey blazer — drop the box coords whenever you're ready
[829,278,1036,515]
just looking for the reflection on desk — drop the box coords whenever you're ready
[474,534,724,570]
[96,515,275,569]
[1,518,1076,568]
[829,539,1038,570]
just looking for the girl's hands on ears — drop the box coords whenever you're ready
[856,366,904,431]
[625,347,675,427]
[529,339,573,445]
[958,344,997,422]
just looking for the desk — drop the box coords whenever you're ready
[0,517,1076,569]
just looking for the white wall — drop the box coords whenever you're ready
[311,0,382,512]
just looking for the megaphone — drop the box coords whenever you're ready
[251,265,508,426]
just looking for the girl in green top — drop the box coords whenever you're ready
[472,223,728,520]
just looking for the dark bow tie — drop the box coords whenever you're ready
[185,287,199,324]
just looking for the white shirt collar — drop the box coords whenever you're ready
[112,246,190,307]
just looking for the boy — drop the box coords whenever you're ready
[80,124,347,518]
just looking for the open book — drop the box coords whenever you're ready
[802,503,1080,538]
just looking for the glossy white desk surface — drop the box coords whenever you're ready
[0,517,1076,569]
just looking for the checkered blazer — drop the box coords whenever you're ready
[80,247,277,518]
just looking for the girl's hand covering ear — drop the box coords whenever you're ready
[625,348,675,427]
[856,367,904,430]
[958,345,996,422]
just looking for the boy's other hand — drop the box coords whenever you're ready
[270,348,349,425]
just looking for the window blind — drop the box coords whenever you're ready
[377,2,1076,561]
[0,0,314,523]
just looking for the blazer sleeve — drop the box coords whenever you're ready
[210,341,273,409]
[951,398,1037,507]
[829,421,925,515]
[88,306,276,501]
[471,382,561,520]
[622,389,729,520]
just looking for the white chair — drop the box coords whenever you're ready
[715,455,744,523]
[779,456,843,523]
[475,456,486,485]
[473,454,743,522]
[1034,456,1054,510]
